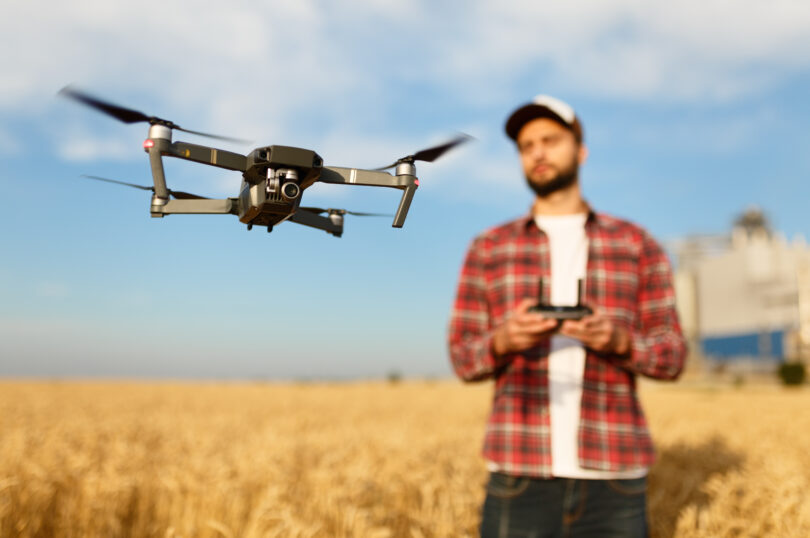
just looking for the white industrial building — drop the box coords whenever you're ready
[673,208,810,371]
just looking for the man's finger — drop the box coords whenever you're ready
[516,298,538,313]
[516,317,559,335]
[560,319,585,333]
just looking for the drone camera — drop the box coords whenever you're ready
[280,181,300,201]
[265,168,299,201]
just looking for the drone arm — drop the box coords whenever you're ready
[153,198,239,215]
[168,142,248,172]
[319,167,412,188]
[289,209,343,237]
[319,166,418,228]
[147,136,247,216]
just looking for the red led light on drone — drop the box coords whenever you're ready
[143,139,155,149]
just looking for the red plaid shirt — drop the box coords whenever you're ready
[448,210,686,478]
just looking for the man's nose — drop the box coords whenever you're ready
[530,144,547,161]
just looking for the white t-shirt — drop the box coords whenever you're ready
[535,213,646,479]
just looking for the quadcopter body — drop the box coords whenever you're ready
[62,87,468,237]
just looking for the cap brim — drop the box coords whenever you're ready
[505,104,570,141]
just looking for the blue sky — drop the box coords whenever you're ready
[2,0,810,379]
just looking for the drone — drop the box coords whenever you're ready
[59,86,469,237]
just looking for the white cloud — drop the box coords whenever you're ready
[4,0,810,204]
[433,0,810,103]
[57,133,132,162]
[4,0,810,116]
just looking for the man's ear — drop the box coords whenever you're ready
[578,144,589,165]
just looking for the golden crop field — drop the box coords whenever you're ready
[1,379,808,537]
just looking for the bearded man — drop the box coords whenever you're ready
[448,95,686,538]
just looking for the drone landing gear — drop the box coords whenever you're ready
[246,223,275,233]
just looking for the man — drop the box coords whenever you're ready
[448,95,686,537]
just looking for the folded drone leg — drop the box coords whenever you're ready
[147,144,171,216]
[289,210,343,237]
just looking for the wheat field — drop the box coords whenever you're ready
[0,379,808,537]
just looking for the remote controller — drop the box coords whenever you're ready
[529,303,593,320]
[529,278,593,320]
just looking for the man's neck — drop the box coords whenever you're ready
[532,184,588,216]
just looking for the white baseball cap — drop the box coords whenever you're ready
[504,95,582,142]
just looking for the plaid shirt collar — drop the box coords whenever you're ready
[510,203,609,236]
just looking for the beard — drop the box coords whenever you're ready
[525,161,579,198]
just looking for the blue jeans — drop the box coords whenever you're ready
[480,473,648,538]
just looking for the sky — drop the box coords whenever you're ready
[2,0,810,380]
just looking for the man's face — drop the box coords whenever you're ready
[516,117,587,197]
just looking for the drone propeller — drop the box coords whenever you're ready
[298,206,391,217]
[59,86,247,144]
[375,134,472,171]
[81,175,209,200]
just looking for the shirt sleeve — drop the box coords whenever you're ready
[447,237,504,382]
[612,231,688,380]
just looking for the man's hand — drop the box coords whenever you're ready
[559,312,631,355]
[492,298,560,356]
